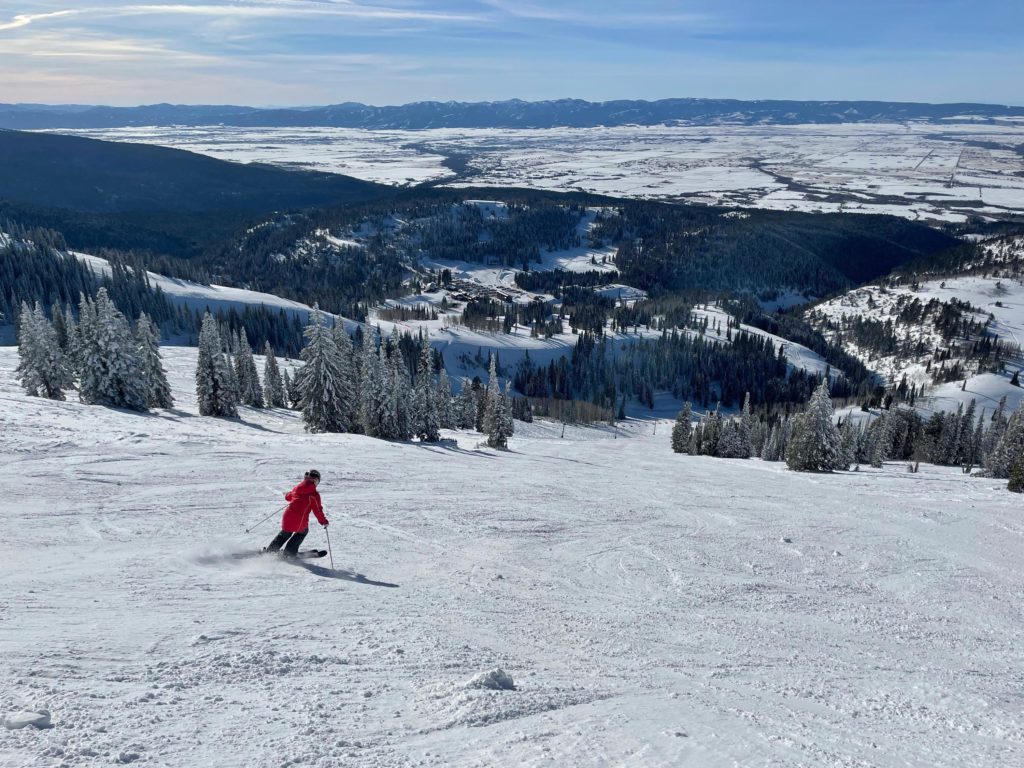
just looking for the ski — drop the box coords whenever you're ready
[231,549,328,560]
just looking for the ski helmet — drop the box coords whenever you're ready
[305,469,321,481]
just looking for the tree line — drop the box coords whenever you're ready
[671,383,1024,492]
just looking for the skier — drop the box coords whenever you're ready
[264,469,329,557]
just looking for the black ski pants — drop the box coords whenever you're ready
[266,528,308,555]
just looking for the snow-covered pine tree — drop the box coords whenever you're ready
[739,392,757,455]
[195,312,238,417]
[785,380,842,472]
[971,409,986,467]
[869,412,891,468]
[454,384,477,430]
[263,342,287,408]
[671,401,693,453]
[15,301,41,397]
[223,343,240,406]
[412,337,440,441]
[358,335,382,436]
[935,404,962,465]
[689,421,704,455]
[51,303,68,352]
[1008,459,1024,493]
[235,329,265,408]
[331,322,357,428]
[499,381,516,443]
[436,368,454,430]
[957,399,977,466]
[135,312,173,409]
[839,416,857,470]
[16,302,69,400]
[717,418,750,458]
[285,366,301,409]
[762,421,782,461]
[388,331,412,440]
[985,409,1024,479]
[62,304,80,374]
[281,368,292,406]
[982,397,1008,459]
[700,407,722,456]
[374,345,398,439]
[79,289,147,411]
[295,307,348,433]
[482,354,511,448]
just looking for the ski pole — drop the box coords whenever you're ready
[324,526,335,570]
[246,505,285,534]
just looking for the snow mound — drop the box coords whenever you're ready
[464,667,515,691]
[415,677,603,731]
[3,708,51,730]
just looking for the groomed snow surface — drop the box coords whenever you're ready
[1,346,1022,767]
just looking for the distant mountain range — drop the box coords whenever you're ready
[2,98,1023,130]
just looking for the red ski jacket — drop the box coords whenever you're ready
[281,479,328,533]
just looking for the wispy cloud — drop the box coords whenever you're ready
[0,10,78,32]
[478,0,717,29]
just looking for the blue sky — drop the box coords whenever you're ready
[1,1,1021,106]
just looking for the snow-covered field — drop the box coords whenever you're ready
[2,347,1023,767]
[47,122,1024,222]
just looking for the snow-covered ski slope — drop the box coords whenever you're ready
[2,347,1022,767]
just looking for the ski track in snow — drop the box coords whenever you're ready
[1,346,1022,767]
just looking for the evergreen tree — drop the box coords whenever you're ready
[499,382,516,441]
[970,409,986,467]
[454,384,478,430]
[79,289,147,411]
[386,331,413,440]
[135,312,173,409]
[235,329,265,408]
[483,354,511,448]
[700,408,722,456]
[1008,457,1024,493]
[263,342,287,408]
[331,322,358,428]
[671,402,693,453]
[196,312,238,417]
[15,301,41,398]
[411,338,441,442]
[223,347,240,406]
[986,410,1024,479]
[739,392,757,455]
[839,417,857,470]
[16,302,69,400]
[62,304,80,375]
[358,334,383,436]
[437,368,455,429]
[870,412,891,468]
[786,380,842,471]
[958,399,977,465]
[295,307,348,433]
[762,421,783,461]
[717,419,750,458]
[982,397,1008,458]
[282,368,299,409]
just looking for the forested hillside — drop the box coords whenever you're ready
[0,129,392,214]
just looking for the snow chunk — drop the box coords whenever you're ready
[464,668,515,691]
[3,709,51,729]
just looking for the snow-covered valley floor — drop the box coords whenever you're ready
[1,347,1022,767]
